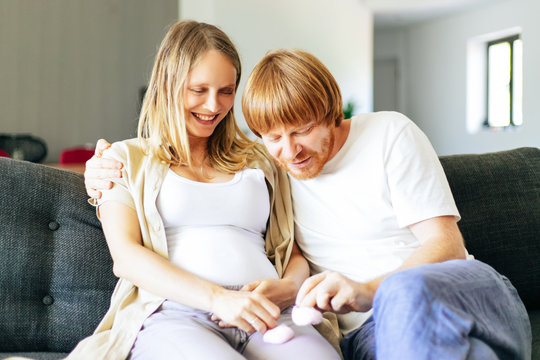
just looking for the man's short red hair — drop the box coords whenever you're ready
[242,49,343,137]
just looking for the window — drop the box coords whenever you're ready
[486,35,522,128]
[466,28,522,133]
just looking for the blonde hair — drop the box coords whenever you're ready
[138,20,254,171]
[242,49,343,137]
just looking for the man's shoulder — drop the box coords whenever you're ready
[352,111,412,129]
[347,112,413,145]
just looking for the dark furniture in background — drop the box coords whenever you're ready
[0,134,47,163]
[0,147,539,359]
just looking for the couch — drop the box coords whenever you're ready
[0,147,539,359]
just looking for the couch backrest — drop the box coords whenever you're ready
[439,147,540,310]
[0,148,538,352]
[0,158,117,352]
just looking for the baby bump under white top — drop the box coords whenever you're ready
[156,167,278,286]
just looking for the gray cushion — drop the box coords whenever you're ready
[530,310,540,360]
[439,147,540,310]
[0,353,66,360]
[0,158,117,352]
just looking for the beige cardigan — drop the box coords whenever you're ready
[64,139,340,359]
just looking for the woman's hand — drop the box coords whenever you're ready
[241,278,298,311]
[211,288,280,334]
[242,242,310,312]
[211,231,310,332]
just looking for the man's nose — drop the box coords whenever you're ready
[281,138,301,160]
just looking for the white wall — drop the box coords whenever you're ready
[374,0,540,155]
[373,30,408,113]
[0,0,372,161]
[180,0,373,132]
[0,0,178,162]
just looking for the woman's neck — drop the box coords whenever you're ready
[171,139,235,183]
[188,136,209,166]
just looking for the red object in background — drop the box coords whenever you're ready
[59,146,95,164]
[0,149,10,158]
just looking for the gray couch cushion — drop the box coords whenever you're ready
[0,158,117,352]
[531,310,540,360]
[439,147,540,310]
[0,353,66,360]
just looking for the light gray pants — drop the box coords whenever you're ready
[129,300,340,360]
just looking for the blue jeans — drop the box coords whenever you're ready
[340,260,531,360]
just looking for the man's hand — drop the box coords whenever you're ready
[295,271,375,314]
[84,139,123,199]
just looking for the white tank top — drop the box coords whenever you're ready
[156,167,279,286]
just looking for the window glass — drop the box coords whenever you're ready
[486,35,522,128]
[513,39,523,126]
[488,42,511,127]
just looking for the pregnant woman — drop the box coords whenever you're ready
[68,20,339,360]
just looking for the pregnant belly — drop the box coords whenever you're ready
[166,225,279,286]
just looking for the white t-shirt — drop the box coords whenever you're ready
[290,112,461,333]
[156,167,279,286]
